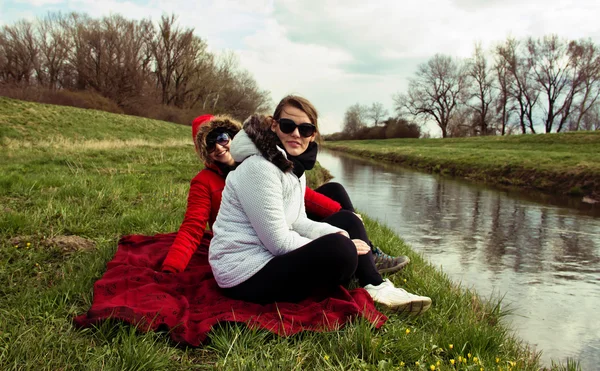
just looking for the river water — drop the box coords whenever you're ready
[318,149,600,369]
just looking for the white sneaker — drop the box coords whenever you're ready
[364,279,432,315]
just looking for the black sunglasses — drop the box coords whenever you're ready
[277,118,316,138]
[207,132,231,153]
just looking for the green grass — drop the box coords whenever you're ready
[324,134,600,198]
[0,97,575,370]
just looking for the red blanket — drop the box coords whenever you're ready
[74,233,386,345]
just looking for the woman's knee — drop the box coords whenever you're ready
[318,233,358,270]
[327,210,363,230]
[315,182,353,209]
[319,182,345,194]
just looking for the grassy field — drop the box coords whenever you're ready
[324,133,600,199]
[0,97,574,370]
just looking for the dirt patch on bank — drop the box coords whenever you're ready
[9,235,96,252]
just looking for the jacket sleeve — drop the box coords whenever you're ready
[235,159,313,256]
[161,173,212,273]
[304,186,342,219]
[293,180,345,239]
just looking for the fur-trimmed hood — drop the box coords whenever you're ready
[231,114,293,173]
[194,115,242,166]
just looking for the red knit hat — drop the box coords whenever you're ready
[191,114,214,141]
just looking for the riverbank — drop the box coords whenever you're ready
[0,97,566,369]
[324,133,600,200]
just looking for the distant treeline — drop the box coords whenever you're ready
[324,114,421,141]
[335,35,600,139]
[0,13,271,125]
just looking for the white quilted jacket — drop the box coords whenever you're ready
[209,129,343,288]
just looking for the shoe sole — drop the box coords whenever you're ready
[389,298,432,316]
[377,256,410,274]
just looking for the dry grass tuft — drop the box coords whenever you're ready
[2,137,190,150]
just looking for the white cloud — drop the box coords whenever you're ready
[14,0,63,5]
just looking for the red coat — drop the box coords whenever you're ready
[161,164,225,273]
[161,166,342,273]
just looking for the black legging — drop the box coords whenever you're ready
[307,182,355,220]
[309,182,377,250]
[222,210,383,304]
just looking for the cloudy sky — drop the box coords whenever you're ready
[2,0,600,134]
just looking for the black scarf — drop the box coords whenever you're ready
[214,161,237,177]
[283,141,318,178]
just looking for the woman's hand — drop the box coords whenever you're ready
[352,239,370,255]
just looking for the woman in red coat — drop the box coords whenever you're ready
[161,115,408,274]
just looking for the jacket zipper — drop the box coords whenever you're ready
[293,173,303,225]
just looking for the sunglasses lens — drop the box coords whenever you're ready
[278,119,296,134]
[216,132,230,145]
[207,131,231,152]
[298,125,316,137]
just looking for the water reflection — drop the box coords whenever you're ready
[318,149,600,369]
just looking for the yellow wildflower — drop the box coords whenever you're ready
[468,353,472,358]
[436,361,441,366]
[27,242,31,247]
[458,356,462,363]
[449,344,454,349]
[415,361,420,366]
[450,359,455,365]
[474,357,479,363]
[430,365,436,370]
[509,361,516,367]
[403,278,407,283]
[400,361,405,367]
[406,328,411,334]
[463,358,467,364]
[324,355,330,361]
[496,358,500,363]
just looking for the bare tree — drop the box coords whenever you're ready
[496,38,539,134]
[366,102,389,126]
[62,12,93,90]
[108,16,154,107]
[492,46,515,136]
[394,54,469,138]
[567,39,600,131]
[447,105,473,137]
[527,35,580,133]
[343,103,368,138]
[150,14,198,106]
[578,101,600,130]
[201,51,237,111]
[35,13,70,90]
[0,20,39,85]
[0,30,10,82]
[466,43,495,135]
